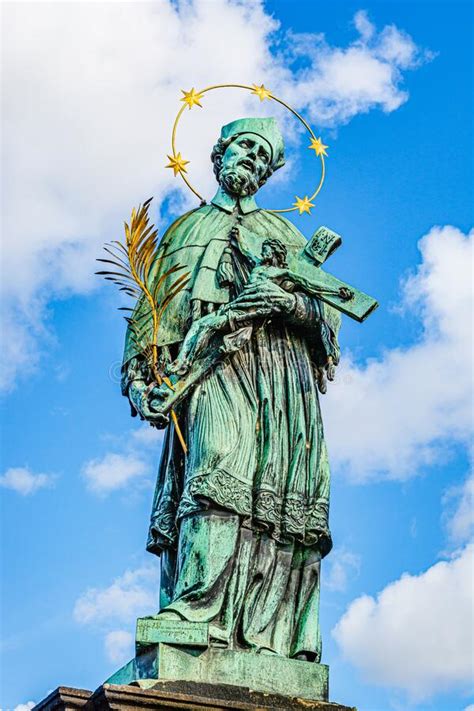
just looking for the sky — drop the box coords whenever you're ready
[0,1,473,710]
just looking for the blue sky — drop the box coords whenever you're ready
[1,1,473,710]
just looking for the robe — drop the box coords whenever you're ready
[121,187,341,660]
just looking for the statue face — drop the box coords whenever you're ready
[219,133,272,197]
[261,242,275,264]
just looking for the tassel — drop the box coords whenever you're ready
[191,299,202,322]
[217,247,235,287]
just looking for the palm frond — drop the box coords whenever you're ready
[96,197,188,453]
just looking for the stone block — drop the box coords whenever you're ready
[87,681,356,710]
[136,616,209,650]
[106,643,329,702]
[32,687,92,711]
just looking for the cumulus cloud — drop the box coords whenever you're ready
[0,466,54,495]
[81,452,148,495]
[332,544,474,701]
[443,473,474,545]
[74,564,158,664]
[14,703,35,711]
[322,226,473,481]
[73,565,158,625]
[130,425,165,448]
[1,1,429,389]
[81,423,164,496]
[323,548,361,592]
[104,629,134,665]
[283,11,430,126]
[353,10,376,41]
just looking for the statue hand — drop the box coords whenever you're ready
[316,356,336,395]
[232,280,296,317]
[326,356,336,381]
[128,380,170,428]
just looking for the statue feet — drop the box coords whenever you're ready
[151,610,183,620]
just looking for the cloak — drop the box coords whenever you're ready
[122,189,340,371]
[121,189,341,559]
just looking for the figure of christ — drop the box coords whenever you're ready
[166,231,338,385]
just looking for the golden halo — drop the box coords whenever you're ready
[165,83,328,215]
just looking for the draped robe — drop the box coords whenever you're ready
[121,188,340,661]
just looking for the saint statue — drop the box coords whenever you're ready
[120,117,342,664]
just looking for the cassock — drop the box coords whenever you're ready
[121,186,340,661]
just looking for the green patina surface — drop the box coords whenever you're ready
[114,116,377,701]
[136,617,209,649]
[107,641,329,702]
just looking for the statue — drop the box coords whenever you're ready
[123,119,338,663]
[98,88,377,702]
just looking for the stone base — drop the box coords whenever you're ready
[32,687,92,710]
[33,618,357,710]
[33,682,357,710]
[106,643,329,702]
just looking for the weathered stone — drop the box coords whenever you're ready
[106,647,158,685]
[87,681,356,710]
[106,644,328,702]
[136,617,209,650]
[32,687,92,711]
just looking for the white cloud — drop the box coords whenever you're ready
[130,425,165,448]
[323,548,361,592]
[74,564,158,664]
[443,473,474,545]
[322,226,473,481]
[81,425,163,496]
[81,452,147,495]
[1,2,429,389]
[73,565,158,625]
[0,466,54,495]
[283,13,430,126]
[353,10,375,41]
[333,544,474,701]
[104,629,134,665]
[14,703,35,711]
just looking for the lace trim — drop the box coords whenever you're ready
[173,469,331,552]
[180,469,253,518]
[147,505,178,554]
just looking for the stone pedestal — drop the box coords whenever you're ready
[32,687,92,710]
[34,682,356,710]
[33,618,356,710]
[105,616,329,702]
[107,642,329,702]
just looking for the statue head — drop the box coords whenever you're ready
[211,117,285,197]
[260,238,288,267]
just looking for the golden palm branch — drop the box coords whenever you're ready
[96,197,189,453]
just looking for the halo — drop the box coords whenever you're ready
[165,83,329,215]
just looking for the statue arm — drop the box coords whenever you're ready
[287,292,341,393]
[288,292,339,351]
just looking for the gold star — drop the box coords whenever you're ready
[180,88,204,110]
[309,137,328,157]
[293,196,315,215]
[251,83,272,101]
[165,152,190,177]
